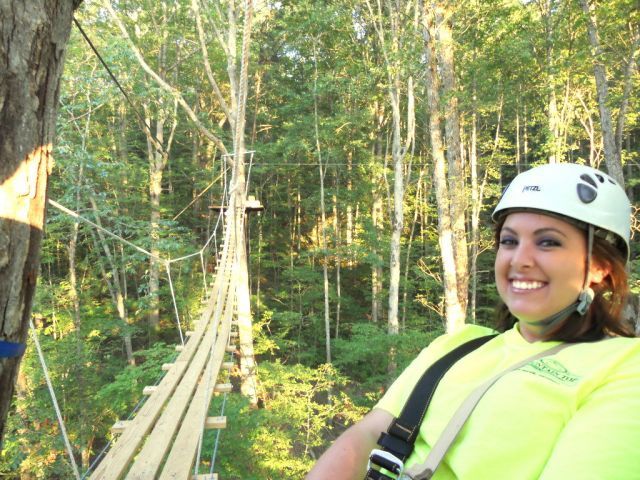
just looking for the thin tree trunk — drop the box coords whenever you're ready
[346,151,354,257]
[615,29,639,165]
[67,101,92,469]
[333,191,342,340]
[578,0,623,186]
[313,45,331,363]
[402,167,427,329]
[88,197,135,365]
[371,166,384,324]
[470,82,479,323]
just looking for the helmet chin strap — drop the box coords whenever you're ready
[528,225,595,333]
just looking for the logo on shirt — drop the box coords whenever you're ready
[520,358,581,385]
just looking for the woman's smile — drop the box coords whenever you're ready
[510,279,546,291]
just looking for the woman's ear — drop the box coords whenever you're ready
[589,260,611,286]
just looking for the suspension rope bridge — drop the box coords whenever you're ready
[28,160,261,478]
[89,218,237,480]
[20,9,262,476]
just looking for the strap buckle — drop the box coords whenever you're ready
[367,449,404,479]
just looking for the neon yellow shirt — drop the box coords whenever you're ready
[375,324,640,479]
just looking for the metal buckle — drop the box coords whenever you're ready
[367,449,404,479]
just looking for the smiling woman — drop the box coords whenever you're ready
[492,163,634,343]
[307,163,639,480]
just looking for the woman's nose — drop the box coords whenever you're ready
[510,242,534,269]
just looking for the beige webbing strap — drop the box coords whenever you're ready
[404,343,570,480]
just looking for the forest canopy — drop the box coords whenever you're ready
[1,0,638,477]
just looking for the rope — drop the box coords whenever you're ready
[200,251,208,293]
[245,151,255,196]
[194,265,235,475]
[209,391,228,474]
[72,17,171,160]
[80,440,112,479]
[49,198,224,343]
[29,320,81,480]
[49,200,161,261]
[172,173,224,221]
[165,263,185,345]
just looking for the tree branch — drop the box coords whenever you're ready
[103,0,228,156]
[191,0,234,127]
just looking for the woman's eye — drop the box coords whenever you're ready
[499,237,517,246]
[539,238,561,248]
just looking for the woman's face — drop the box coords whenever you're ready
[494,212,606,342]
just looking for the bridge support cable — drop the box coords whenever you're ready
[208,391,228,475]
[29,320,81,480]
[165,263,185,345]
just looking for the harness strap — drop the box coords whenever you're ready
[365,334,497,480]
[404,342,570,480]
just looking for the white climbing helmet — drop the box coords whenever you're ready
[492,163,632,262]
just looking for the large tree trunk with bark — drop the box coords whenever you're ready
[0,0,81,450]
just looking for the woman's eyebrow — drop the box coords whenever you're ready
[500,226,569,238]
[534,227,568,238]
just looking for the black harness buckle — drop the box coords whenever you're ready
[366,449,404,479]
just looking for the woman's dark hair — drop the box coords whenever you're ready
[494,215,634,342]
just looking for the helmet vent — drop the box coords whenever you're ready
[595,173,605,183]
[580,174,597,188]
[577,183,597,203]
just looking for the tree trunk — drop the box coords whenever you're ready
[371,172,384,324]
[147,116,164,334]
[614,29,639,168]
[346,151,354,260]
[387,84,404,336]
[332,192,342,340]
[470,84,479,323]
[0,0,80,450]
[578,0,623,186]
[422,2,465,332]
[231,0,258,406]
[313,46,332,363]
[88,197,135,365]
[435,4,468,316]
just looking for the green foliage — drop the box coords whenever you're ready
[201,361,366,479]
[333,323,443,393]
[94,343,176,425]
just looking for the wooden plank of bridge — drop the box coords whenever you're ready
[159,300,234,479]
[89,247,234,480]
[205,416,227,429]
[125,303,233,479]
[111,420,130,435]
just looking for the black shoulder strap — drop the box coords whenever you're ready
[365,334,497,480]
